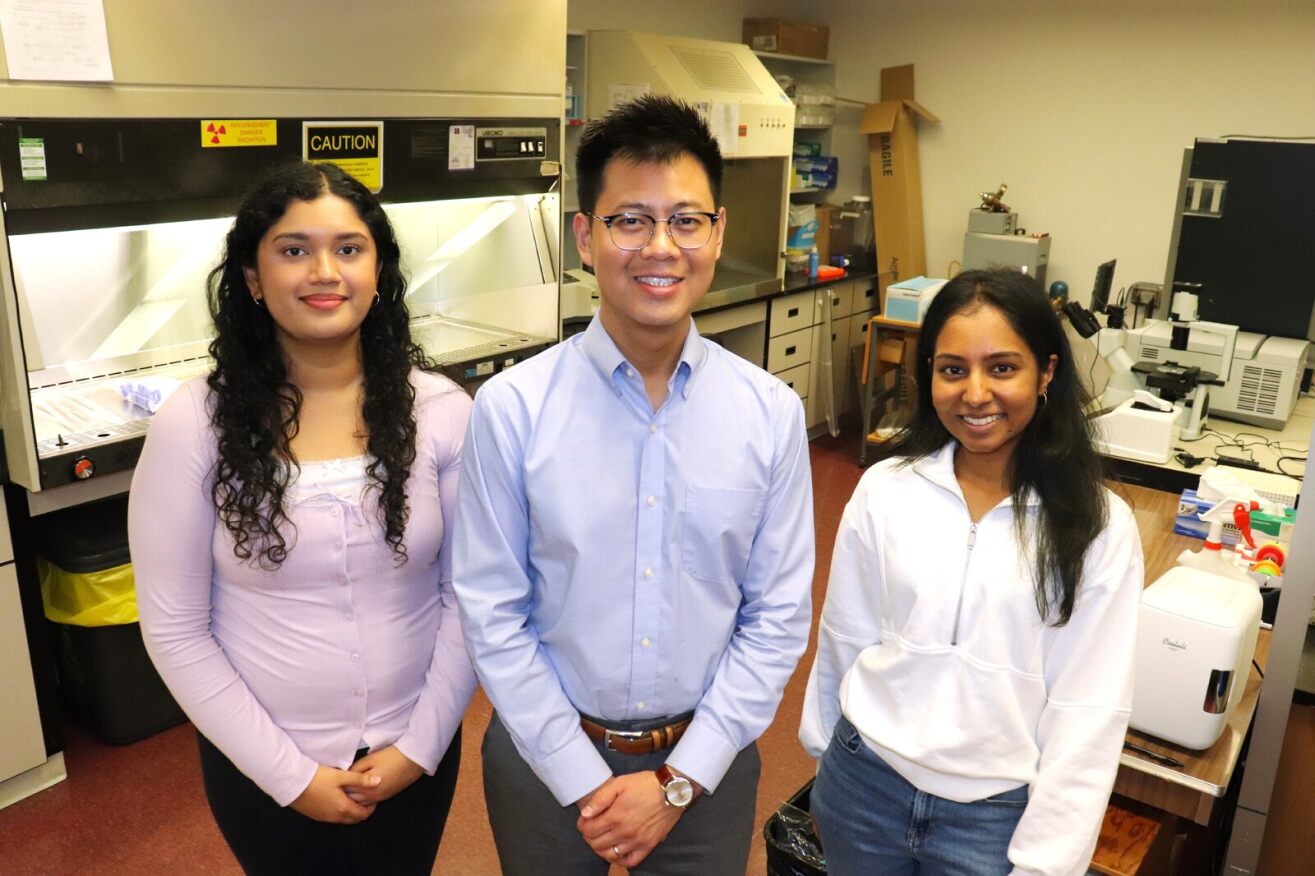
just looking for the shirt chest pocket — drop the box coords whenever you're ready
[681,486,765,585]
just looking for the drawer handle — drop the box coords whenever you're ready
[788,307,799,317]
[785,345,797,356]
[864,287,875,299]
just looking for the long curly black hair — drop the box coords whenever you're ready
[886,268,1109,626]
[206,161,432,567]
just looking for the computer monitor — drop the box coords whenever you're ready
[1091,259,1116,314]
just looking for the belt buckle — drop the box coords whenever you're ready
[603,728,647,752]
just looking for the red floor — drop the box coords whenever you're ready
[0,432,865,875]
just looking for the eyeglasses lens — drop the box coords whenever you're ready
[607,213,714,251]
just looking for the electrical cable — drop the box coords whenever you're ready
[1253,659,1265,680]
[1275,456,1306,480]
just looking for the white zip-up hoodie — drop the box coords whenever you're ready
[801,442,1142,876]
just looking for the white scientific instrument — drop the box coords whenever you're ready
[1064,261,1238,462]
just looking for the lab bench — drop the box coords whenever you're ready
[1101,410,1311,872]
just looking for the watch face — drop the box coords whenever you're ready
[664,776,694,808]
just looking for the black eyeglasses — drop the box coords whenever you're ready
[586,211,721,251]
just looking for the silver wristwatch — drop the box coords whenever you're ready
[655,764,695,809]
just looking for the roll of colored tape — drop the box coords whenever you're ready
[1254,543,1286,568]
[1251,560,1282,577]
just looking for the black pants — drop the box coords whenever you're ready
[197,727,461,875]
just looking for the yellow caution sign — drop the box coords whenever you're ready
[201,120,277,148]
[303,121,384,192]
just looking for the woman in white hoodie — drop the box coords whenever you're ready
[800,268,1142,875]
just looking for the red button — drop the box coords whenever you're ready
[73,457,95,480]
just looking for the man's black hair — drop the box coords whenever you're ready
[575,94,723,214]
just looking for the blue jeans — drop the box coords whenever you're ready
[812,715,1028,876]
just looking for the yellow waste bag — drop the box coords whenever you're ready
[38,558,138,626]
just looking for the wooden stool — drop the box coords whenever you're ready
[1091,800,1173,875]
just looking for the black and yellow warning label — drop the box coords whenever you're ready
[303,122,384,192]
[201,120,277,148]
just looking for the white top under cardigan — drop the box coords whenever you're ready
[800,441,1143,876]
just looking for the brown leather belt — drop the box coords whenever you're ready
[581,716,691,755]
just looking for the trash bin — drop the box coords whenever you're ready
[764,779,827,875]
[36,495,185,745]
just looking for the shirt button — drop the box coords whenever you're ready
[649,424,658,434]
[345,612,354,621]
[626,368,636,378]
[643,567,653,578]
[645,496,656,507]
[641,637,651,648]
[351,652,360,661]
[331,508,339,518]
[637,702,647,710]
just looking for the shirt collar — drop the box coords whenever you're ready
[911,441,1041,509]
[581,314,707,398]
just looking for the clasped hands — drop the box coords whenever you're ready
[289,745,425,825]
[575,769,701,869]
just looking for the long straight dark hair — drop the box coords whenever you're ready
[886,268,1108,625]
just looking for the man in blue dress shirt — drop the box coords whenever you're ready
[454,95,814,874]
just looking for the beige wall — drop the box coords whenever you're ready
[568,0,776,40]
[817,0,1315,304]
[0,1,566,118]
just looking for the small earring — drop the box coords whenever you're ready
[252,297,265,308]
[372,292,382,307]
[1039,389,1049,406]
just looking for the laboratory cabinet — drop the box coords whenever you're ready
[0,488,61,809]
[764,277,877,433]
[806,279,878,430]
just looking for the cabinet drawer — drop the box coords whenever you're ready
[849,310,876,358]
[767,327,812,373]
[774,363,810,401]
[769,290,815,337]
[853,282,878,315]
[816,282,855,320]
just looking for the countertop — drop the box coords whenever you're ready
[561,267,878,326]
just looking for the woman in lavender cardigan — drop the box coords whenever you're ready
[129,162,475,874]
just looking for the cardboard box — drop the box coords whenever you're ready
[743,18,829,59]
[859,65,940,308]
[884,276,947,323]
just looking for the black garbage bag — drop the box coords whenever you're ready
[764,779,826,875]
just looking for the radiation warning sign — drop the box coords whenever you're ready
[200,120,277,148]
[303,121,384,192]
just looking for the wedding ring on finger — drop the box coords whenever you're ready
[613,845,622,859]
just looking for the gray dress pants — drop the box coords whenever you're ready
[482,712,760,875]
